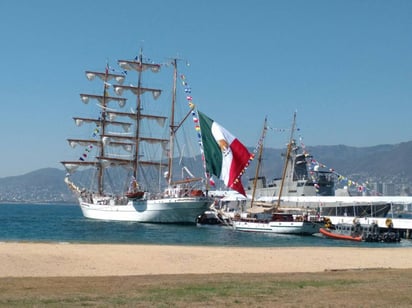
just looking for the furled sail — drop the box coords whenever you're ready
[85,70,126,84]
[118,60,161,73]
[73,117,131,132]
[80,94,127,107]
[112,85,161,99]
[106,111,166,127]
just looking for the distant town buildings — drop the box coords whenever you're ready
[343,181,411,197]
[367,182,410,196]
[383,183,396,196]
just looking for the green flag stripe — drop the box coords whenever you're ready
[198,111,222,178]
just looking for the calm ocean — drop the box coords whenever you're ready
[0,203,411,248]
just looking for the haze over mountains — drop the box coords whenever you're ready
[1,141,411,203]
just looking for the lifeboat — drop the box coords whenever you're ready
[190,190,204,197]
[319,227,362,242]
[125,191,145,199]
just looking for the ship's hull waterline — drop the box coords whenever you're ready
[79,197,212,224]
[232,220,320,235]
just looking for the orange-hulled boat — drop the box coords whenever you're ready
[319,226,362,242]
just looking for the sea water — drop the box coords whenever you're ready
[0,203,411,248]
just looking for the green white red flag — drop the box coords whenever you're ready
[198,111,253,196]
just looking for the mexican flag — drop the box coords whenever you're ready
[198,111,252,196]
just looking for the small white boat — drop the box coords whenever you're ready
[232,213,321,235]
[196,210,232,228]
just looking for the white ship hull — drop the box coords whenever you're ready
[232,220,320,235]
[79,196,212,224]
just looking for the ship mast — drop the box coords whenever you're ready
[61,66,129,194]
[133,49,144,180]
[167,58,178,186]
[114,49,167,191]
[274,112,297,212]
[97,65,109,195]
[250,117,267,208]
[166,59,201,187]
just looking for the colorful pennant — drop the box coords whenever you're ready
[79,123,100,161]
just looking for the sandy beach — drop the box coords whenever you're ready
[0,242,411,277]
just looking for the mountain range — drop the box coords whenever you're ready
[1,141,411,203]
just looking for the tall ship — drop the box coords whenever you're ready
[61,50,212,223]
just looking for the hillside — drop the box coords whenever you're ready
[0,168,74,203]
[1,141,411,203]
[244,141,412,187]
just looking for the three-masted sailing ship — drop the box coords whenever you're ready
[61,50,212,223]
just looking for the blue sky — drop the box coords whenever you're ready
[1,0,411,177]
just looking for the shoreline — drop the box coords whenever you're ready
[1,242,412,277]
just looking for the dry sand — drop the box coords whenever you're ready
[0,242,412,277]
